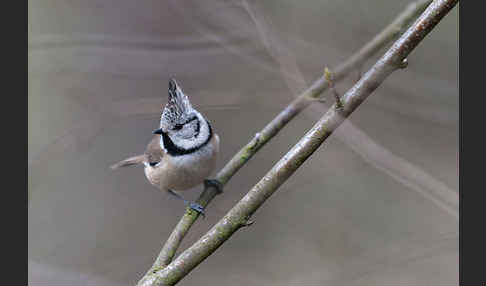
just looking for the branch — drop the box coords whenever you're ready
[138,0,457,284]
[142,0,433,275]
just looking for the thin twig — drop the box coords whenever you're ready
[138,0,457,284]
[140,0,433,276]
[324,67,343,109]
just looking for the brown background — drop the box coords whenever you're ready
[29,1,458,285]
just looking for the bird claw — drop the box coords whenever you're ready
[188,202,205,218]
[204,179,224,194]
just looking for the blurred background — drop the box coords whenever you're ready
[28,0,458,285]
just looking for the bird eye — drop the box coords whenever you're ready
[173,124,183,130]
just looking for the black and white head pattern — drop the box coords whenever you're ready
[159,79,212,156]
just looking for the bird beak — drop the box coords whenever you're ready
[153,128,163,135]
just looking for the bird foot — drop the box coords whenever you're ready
[168,189,206,218]
[187,202,206,218]
[204,179,224,194]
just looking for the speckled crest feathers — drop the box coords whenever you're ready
[161,79,193,130]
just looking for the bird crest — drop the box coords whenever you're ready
[161,79,193,129]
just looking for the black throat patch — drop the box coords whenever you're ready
[161,120,213,156]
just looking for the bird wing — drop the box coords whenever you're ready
[110,136,164,169]
[145,135,165,165]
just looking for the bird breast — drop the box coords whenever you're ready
[144,134,219,191]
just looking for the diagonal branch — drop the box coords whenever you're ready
[138,0,457,284]
[139,0,458,285]
[242,0,458,220]
[142,0,433,275]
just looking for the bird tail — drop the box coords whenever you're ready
[110,155,145,169]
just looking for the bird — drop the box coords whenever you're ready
[111,79,222,216]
